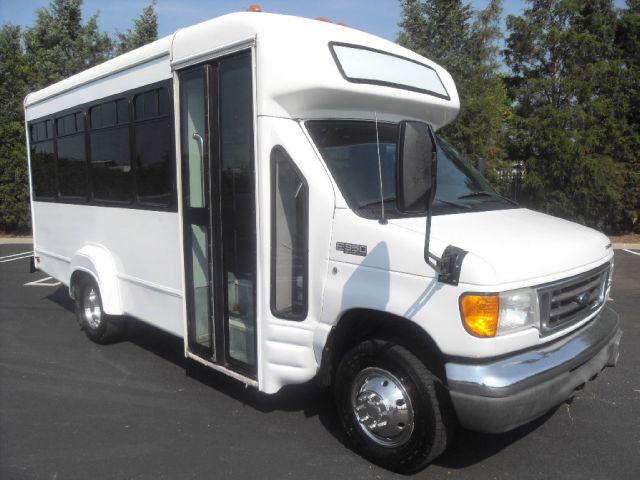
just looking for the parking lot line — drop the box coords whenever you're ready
[23,276,61,287]
[622,249,640,257]
[0,253,33,263]
[0,251,32,261]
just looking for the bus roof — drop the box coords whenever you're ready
[24,12,459,128]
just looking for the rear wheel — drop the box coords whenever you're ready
[334,339,454,473]
[75,276,123,344]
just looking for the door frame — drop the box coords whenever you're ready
[174,44,259,383]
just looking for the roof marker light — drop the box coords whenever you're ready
[247,4,262,12]
[337,22,350,27]
[315,17,332,23]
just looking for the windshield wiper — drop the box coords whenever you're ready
[358,197,396,209]
[458,191,518,205]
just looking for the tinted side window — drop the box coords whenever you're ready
[133,88,173,206]
[58,134,87,198]
[90,99,132,202]
[57,112,87,199]
[31,140,56,198]
[30,119,56,199]
[271,147,308,320]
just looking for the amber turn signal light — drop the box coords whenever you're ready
[460,294,499,337]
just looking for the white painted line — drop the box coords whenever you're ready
[0,254,33,263]
[623,249,640,257]
[0,251,32,260]
[24,276,61,287]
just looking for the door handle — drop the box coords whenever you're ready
[192,132,204,153]
[191,132,206,207]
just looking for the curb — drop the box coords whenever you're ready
[0,237,32,245]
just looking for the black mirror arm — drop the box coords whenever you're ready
[424,218,468,285]
[424,202,439,268]
[423,179,468,287]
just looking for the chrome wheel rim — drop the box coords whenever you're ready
[82,286,102,330]
[351,367,414,447]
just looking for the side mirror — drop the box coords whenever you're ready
[396,121,437,214]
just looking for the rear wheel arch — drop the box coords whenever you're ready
[69,245,123,315]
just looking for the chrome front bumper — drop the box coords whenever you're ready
[446,307,622,433]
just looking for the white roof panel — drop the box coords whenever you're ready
[26,12,459,128]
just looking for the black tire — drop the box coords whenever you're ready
[334,339,454,473]
[75,276,124,344]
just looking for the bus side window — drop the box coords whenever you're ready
[89,99,132,202]
[270,146,308,320]
[57,112,87,199]
[30,119,56,199]
[133,88,173,207]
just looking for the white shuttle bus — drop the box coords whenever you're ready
[25,11,622,472]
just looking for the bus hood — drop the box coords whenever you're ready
[389,208,613,286]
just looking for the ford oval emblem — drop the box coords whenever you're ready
[576,292,591,306]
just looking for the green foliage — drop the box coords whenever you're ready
[399,0,510,168]
[0,0,158,233]
[399,0,638,233]
[23,0,113,90]
[505,0,638,232]
[116,0,159,55]
[0,24,30,232]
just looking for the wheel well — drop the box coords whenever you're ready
[317,309,446,388]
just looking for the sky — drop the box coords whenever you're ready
[0,0,628,42]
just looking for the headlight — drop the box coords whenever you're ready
[460,288,539,338]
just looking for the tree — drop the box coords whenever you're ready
[23,0,112,91]
[116,0,159,55]
[615,0,640,232]
[505,0,636,232]
[0,25,30,232]
[398,0,510,176]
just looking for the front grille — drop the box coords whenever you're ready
[537,263,610,335]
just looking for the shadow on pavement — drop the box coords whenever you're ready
[434,408,557,470]
[44,285,74,312]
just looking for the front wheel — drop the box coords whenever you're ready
[75,276,123,344]
[334,339,454,473]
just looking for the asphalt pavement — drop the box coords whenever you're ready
[1,243,639,480]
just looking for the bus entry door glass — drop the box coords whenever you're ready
[179,52,257,375]
[180,66,215,359]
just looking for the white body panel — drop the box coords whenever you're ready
[321,207,613,361]
[255,117,336,392]
[32,202,183,336]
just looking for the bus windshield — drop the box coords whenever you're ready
[306,120,514,219]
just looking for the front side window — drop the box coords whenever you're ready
[271,147,308,320]
[306,120,513,219]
